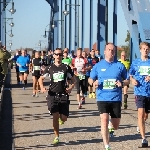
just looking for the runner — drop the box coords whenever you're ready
[82,51,92,97]
[39,48,75,144]
[118,51,130,109]
[88,43,129,150]
[16,49,30,90]
[88,49,99,98]
[31,51,42,97]
[129,42,150,148]
[71,48,88,108]
[13,50,21,84]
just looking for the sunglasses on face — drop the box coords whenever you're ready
[54,53,63,56]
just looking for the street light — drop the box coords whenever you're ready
[63,4,80,48]
[4,18,15,27]
[9,1,16,15]
[6,29,14,37]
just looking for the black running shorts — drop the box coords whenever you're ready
[97,101,121,118]
[46,94,70,117]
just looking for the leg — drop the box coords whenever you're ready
[123,85,128,109]
[32,76,36,94]
[80,79,86,104]
[53,112,60,137]
[75,76,82,108]
[19,72,24,84]
[136,96,148,147]
[97,102,111,149]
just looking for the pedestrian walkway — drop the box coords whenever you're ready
[2,68,150,150]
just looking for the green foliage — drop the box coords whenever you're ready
[117,30,130,59]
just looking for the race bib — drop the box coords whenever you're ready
[79,74,85,80]
[103,79,116,89]
[34,66,40,70]
[20,70,25,72]
[63,62,69,65]
[139,66,150,75]
[53,72,64,82]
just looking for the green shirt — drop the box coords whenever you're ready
[62,57,72,65]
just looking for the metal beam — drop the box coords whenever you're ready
[113,0,117,60]
[81,0,85,50]
[69,0,72,52]
[97,0,106,56]
[45,0,54,9]
[89,0,93,50]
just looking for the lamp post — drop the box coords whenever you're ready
[63,3,80,50]
[51,19,64,49]
[4,18,14,27]
[38,40,46,51]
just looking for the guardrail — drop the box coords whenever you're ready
[0,68,11,114]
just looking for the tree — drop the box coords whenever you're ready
[117,30,130,59]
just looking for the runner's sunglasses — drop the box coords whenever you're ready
[54,53,63,56]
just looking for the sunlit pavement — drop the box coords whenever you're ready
[8,68,150,150]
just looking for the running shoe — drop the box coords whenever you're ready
[58,118,64,125]
[36,94,39,97]
[81,97,85,104]
[23,87,25,90]
[89,93,93,98]
[92,92,96,99]
[142,139,148,147]
[32,94,35,97]
[77,105,82,109]
[109,127,114,137]
[124,103,128,109]
[53,137,59,144]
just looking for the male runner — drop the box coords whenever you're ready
[129,42,150,147]
[39,48,75,144]
[16,49,30,89]
[71,48,88,108]
[118,51,130,109]
[88,43,129,150]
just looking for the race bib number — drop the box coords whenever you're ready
[34,66,40,70]
[103,79,116,89]
[139,66,150,75]
[53,72,64,82]
[79,74,85,80]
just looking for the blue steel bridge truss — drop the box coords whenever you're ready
[45,0,150,62]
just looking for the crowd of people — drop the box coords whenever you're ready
[11,42,150,150]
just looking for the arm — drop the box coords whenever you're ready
[38,66,49,92]
[88,64,97,86]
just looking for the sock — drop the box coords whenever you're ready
[93,92,95,93]
[90,92,92,94]
[105,145,110,149]
[24,80,27,85]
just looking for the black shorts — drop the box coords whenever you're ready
[19,70,29,75]
[46,94,70,117]
[135,95,150,113]
[75,76,86,94]
[32,73,41,79]
[97,101,121,118]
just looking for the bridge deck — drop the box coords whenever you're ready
[1,68,150,150]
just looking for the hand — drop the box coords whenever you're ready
[93,80,99,88]
[145,76,150,82]
[66,87,72,94]
[115,80,122,87]
[41,87,47,93]
[81,68,85,72]
[131,78,138,86]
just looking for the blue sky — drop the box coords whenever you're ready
[6,0,128,51]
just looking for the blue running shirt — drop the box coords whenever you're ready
[90,59,128,101]
[129,58,150,97]
[16,56,30,72]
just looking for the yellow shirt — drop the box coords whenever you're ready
[118,59,130,70]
